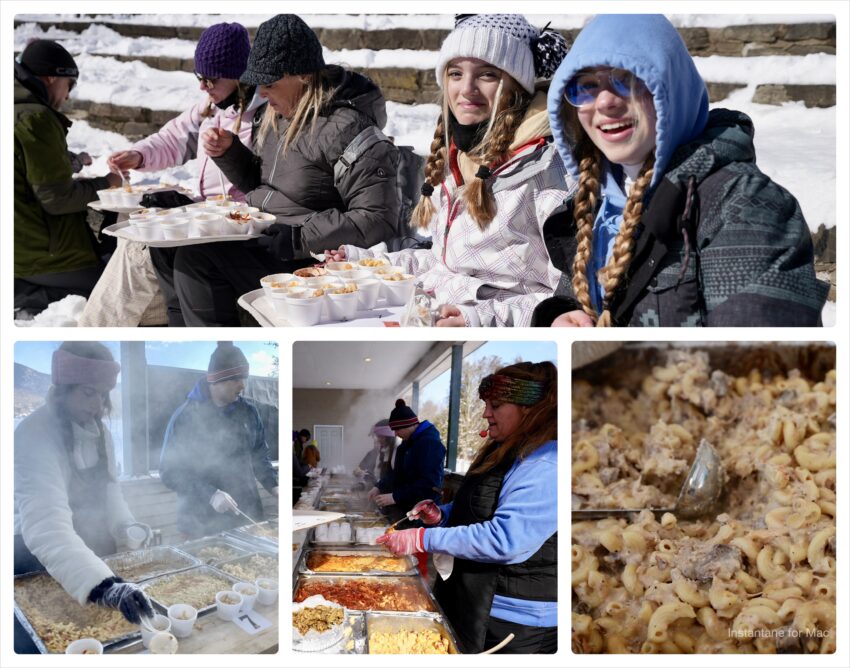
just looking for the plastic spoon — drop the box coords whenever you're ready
[572,439,725,521]
[479,633,515,654]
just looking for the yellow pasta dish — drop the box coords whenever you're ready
[572,348,835,654]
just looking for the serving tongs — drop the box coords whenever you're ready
[572,439,725,521]
[232,506,265,530]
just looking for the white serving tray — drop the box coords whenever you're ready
[89,200,146,214]
[237,289,405,327]
[102,220,260,247]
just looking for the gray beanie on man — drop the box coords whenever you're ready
[240,14,325,86]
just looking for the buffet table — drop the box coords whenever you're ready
[14,526,280,654]
[291,475,461,654]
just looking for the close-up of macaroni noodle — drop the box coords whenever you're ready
[572,348,836,654]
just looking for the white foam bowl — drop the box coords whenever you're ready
[260,273,301,298]
[339,268,372,281]
[129,207,158,219]
[249,212,276,234]
[97,188,121,207]
[233,582,258,612]
[215,590,243,621]
[326,288,359,322]
[140,614,171,649]
[167,603,197,638]
[255,578,278,606]
[357,258,391,273]
[65,638,103,654]
[284,294,324,326]
[133,220,162,241]
[380,274,416,306]
[354,278,381,310]
[373,266,405,278]
[117,190,142,208]
[220,215,252,235]
[160,219,190,240]
[192,214,223,237]
[325,261,359,275]
[304,276,341,290]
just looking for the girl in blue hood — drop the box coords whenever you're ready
[534,14,827,327]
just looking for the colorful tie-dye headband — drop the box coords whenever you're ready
[478,374,546,406]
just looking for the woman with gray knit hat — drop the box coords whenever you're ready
[158,14,400,326]
[326,14,573,327]
[81,22,265,327]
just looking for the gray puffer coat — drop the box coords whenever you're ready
[214,66,399,261]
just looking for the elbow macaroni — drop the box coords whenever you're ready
[572,351,835,653]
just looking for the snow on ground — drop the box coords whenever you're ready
[14,12,837,326]
[14,13,835,30]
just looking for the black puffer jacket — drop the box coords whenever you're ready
[214,66,399,260]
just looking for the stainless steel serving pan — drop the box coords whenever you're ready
[139,565,240,615]
[103,545,199,582]
[299,549,418,577]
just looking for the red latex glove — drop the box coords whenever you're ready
[376,528,426,555]
[410,500,442,525]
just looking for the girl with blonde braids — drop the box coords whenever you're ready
[534,14,827,327]
[326,14,573,327]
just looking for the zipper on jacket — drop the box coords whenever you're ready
[261,133,287,211]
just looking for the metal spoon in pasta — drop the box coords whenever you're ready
[572,439,724,521]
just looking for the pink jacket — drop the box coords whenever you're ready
[131,91,264,201]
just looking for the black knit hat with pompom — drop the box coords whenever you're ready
[388,399,419,430]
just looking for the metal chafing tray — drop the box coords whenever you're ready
[365,612,460,654]
[227,519,279,551]
[299,549,418,576]
[293,575,438,614]
[178,536,257,566]
[139,565,240,615]
[13,571,141,654]
[103,545,199,582]
[213,550,279,582]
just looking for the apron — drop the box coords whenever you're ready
[432,453,557,653]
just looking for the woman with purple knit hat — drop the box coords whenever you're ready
[79,22,265,327]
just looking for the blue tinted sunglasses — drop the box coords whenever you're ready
[564,68,645,107]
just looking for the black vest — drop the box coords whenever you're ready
[433,453,557,653]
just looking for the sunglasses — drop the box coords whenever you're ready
[195,73,219,88]
[564,68,646,107]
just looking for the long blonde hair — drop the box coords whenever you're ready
[562,105,656,327]
[256,70,338,155]
[410,74,532,232]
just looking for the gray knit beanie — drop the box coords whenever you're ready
[240,14,325,86]
[436,14,568,94]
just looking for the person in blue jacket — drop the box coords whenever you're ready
[367,399,445,521]
[159,343,278,539]
[532,14,827,327]
[378,361,557,654]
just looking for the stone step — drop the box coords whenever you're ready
[15,18,836,57]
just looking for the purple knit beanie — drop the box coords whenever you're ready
[194,23,251,80]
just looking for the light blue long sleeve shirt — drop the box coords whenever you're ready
[423,440,557,627]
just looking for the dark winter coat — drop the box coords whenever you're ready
[533,109,829,327]
[14,63,108,277]
[159,380,278,538]
[376,421,445,513]
[213,66,399,261]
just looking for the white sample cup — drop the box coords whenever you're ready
[126,525,147,549]
[215,590,243,621]
[140,614,171,649]
[255,578,278,606]
[233,582,257,612]
[167,604,197,638]
[65,638,103,654]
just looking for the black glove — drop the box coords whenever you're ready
[88,577,154,625]
[256,223,295,261]
[141,190,195,209]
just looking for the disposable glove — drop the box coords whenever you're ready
[410,500,442,525]
[210,490,239,514]
[376,528,426,555]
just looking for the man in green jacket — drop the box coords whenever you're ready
[14,39,121,315]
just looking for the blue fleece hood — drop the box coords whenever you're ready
[548,14,709,188]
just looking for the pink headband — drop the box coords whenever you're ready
[371,425,395,438]
[51,348,121,388]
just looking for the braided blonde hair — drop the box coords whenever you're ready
[409,74,532,231]
[564,107,656,326]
